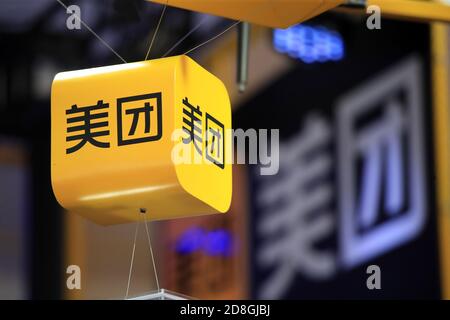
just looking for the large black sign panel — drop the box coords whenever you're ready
[234,18,441,299]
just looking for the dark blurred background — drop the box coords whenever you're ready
[0,0,449,300]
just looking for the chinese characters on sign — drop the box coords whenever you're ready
[117,93,162,146]
[66,94,226,171]
[182,97,225,169]
[66,93,162,154]
[337,57,426,269]
[66,100,110,154]
[256,115,336,299]
[254,56,427,299]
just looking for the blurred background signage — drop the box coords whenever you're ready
[235,18,441,299]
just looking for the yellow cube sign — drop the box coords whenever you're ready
[51,55,232,225]
[148,0,345,29]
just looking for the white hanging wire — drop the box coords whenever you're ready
[55,0,127,63]
[124,211,161,299]
[143,213,160,291]
[144,0,168,60]
[162,15,209,57]
[125,221,140,299]
[183,20,241,55]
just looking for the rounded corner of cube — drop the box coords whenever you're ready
[50,174,67,211]
[218,193,232,214]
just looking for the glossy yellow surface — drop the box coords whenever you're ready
[368,0,450,23]
[148,0,345,28]
[51,55,232,225]
[431,21,450,299]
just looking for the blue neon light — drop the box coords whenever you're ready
[204,229,233,257]
[175,227,234,257]
[175,227,205,254]
[273,24,344,64]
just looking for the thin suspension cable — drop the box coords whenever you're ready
[183,21,241,55]
[143,213,160,292]
[55,0,127,63]
[144,0,168,60]
[125,221,140,299]
[162,16,209,57]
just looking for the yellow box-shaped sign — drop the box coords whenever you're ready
[51,55,232,225]
[148,0,345,28]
